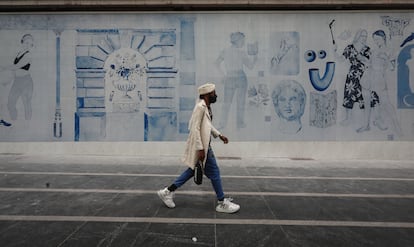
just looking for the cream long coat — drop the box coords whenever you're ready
[182,99,221,169]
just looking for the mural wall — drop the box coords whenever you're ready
[0,12,413,142]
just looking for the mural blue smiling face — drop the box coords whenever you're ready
[305,49,335,91]
[305,48,338,129]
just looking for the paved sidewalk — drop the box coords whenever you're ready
[0,154,413,246]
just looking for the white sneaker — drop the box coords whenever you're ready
[216,198,240,213]
[157,188,175,208]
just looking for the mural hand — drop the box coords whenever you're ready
[333,43,338,52]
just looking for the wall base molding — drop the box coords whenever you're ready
[0,141,412,161]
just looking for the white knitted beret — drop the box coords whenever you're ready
[198,83,215,95]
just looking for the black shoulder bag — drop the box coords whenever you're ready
[194,160,203,185]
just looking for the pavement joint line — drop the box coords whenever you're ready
[0,188,413,198]
[0,215,413,228]
[1,171,413,181]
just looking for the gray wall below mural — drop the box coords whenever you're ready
[0,141,413,160]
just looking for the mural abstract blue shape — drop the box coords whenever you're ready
[397,44,414,108]
[304,50,316,62]
[144,112,177,141]
[180,19,195,60]
[309,62,335,91]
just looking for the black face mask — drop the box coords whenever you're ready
[209,95,217,103]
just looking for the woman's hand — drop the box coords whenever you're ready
[219,134,229,144]
[198,150,205,161]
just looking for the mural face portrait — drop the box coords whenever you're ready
[373,34,385,47]
[278,88,301,120]
[372,30,386,48]
[360,32,368,44]
[230,32,245,48]
[272,80,306,121]
[21,34,34,49]
[354,29,368,47]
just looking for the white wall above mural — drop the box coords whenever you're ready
[0,12,413,142]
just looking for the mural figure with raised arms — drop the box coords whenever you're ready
[333,29,371,127]
[215,32,257,129]
[0,34,35,121]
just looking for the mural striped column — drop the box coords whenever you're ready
[178,17,196,138]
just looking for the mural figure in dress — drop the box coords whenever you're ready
[333,29,371,127]
[359,30,402,136]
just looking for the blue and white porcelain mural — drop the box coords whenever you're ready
[0,12,413,141]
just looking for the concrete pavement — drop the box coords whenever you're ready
[0,153,413,246]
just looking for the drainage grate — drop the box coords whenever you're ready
[289,157,314,161]
[0,153,24,156]
[217,156,242,160]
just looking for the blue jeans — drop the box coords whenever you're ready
[173,147,225,201]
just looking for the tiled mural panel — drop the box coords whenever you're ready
[0,12,413,141]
